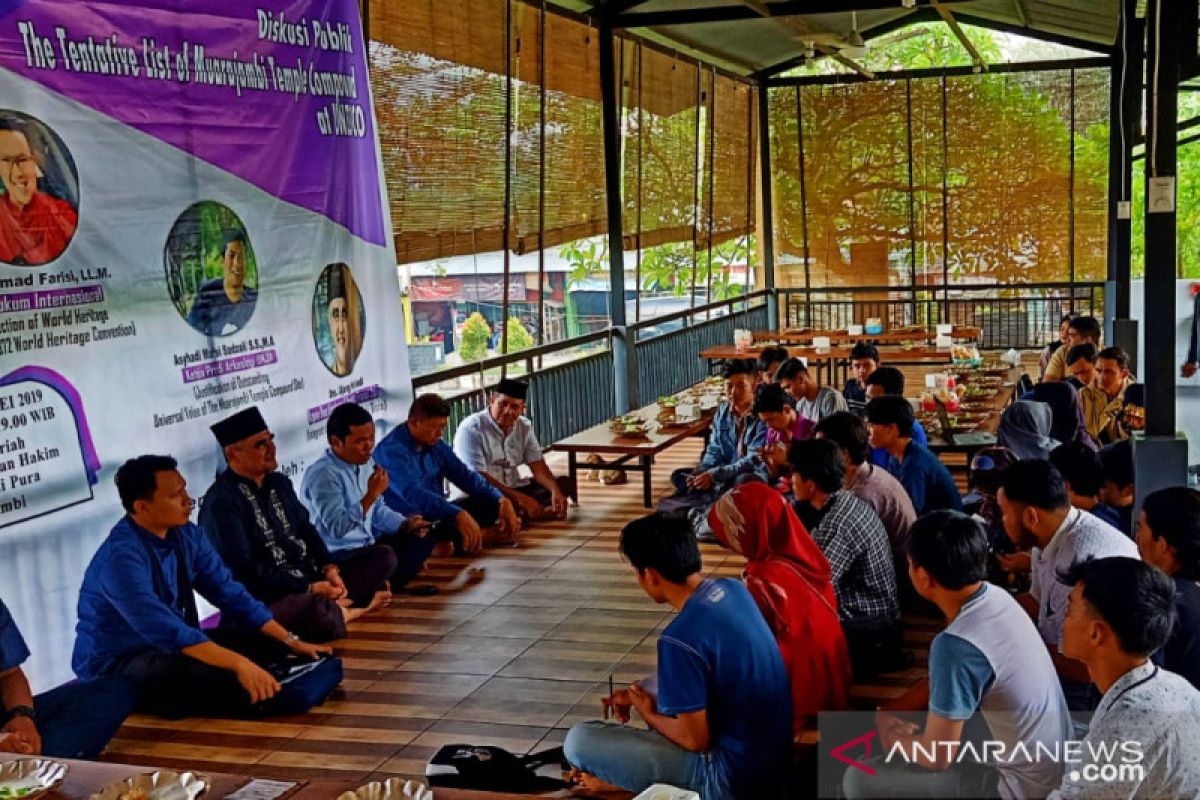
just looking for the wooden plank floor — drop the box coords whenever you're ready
[102,434,948,791]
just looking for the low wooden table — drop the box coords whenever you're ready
[922,366,1025,460]
[553,400,713,508]
[753,325,982,345]
[0,754,550,799]
[698,344,845,384]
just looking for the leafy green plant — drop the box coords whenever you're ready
[460,312,491,362]
[505,316,534,352]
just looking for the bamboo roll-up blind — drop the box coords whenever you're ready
[622,44,701,249]
[945,72,1071,285]
[369,0,509,264]
[706,74,755,246]
[512,7,607,254]
[799,80,911,288]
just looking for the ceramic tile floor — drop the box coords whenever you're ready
[103,441,754,786]
[103,438,937,791]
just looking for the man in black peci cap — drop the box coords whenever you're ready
[200,406,397,643]
[452,378,574,523]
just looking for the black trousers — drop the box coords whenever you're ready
[105,628,322,719]
[272,543,398,641]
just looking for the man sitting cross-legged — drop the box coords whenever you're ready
[866,395,962,515]
[74,455,338,720]
[453,378,574,524]
[1,596,138,759]
[776,357,847,425]
[752,382,812,479]
[1136,487,1200,689]
[564,513,792,800]
[670,359,766,496]
[863,367,929,468]
[302,402,444,597]
[1047,441,1123,531]
[843,511,1071,800]
[787,438,902,677]
[201,407,396,643]
[1048,557,1200,799]
[843,342,880,406]
[374,393,522,553]
[996,460,1136,710]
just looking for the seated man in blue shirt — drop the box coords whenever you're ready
[844,511,1070,799]
[844,342,880,406]
[201,407,397,643]
[863,367,928,466]
[0,598,137,759]
[867,396,963,515]
[302,402,441,596]
[670,359,766,496]
[74,455,337,720]
[374,393,521,553]
[564,513,792,799]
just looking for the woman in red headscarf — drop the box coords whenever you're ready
[709,482,851,737]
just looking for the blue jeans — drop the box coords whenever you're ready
[564,721,731,799]
[6,676,140,759]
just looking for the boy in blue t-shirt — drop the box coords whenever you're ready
[564,513,792,799]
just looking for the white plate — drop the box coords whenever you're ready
[633,785,700,800]
[336,778,433,800]
[0,759,67,800]
[90,770,208,800]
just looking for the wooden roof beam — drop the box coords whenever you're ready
[829,48,875,79]
[933,1,988,72]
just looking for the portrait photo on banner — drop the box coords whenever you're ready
[312,262,365,377]
[163,200,260,337]
[0,109,79,267]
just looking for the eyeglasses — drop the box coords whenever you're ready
[0,154,35,173]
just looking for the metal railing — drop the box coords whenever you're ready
[780,283,1105,349]
[409,290,770,445]
[633,290,771,401]
[411,329,614,445]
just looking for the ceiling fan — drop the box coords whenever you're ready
[800,11,869,59]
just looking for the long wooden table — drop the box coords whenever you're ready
[698,343,958,386]
[922,366,1025,460]
[553,398,713,508]
[0,754,550,799]
[752,325,982,345]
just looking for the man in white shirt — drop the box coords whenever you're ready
[453,379,572,523]
[1049,557,1200,799]
[997,461,1137,710]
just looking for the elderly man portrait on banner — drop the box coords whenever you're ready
[201,407,397,644]
[453,378,574,524]
[0,115,77,266]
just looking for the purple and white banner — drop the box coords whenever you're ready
[0,0,410,687]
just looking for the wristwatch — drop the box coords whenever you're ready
[285,632,301,645]
[8,705,35,721]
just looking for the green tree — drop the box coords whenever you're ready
[460,312,491,362]
[505,316,534,352]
